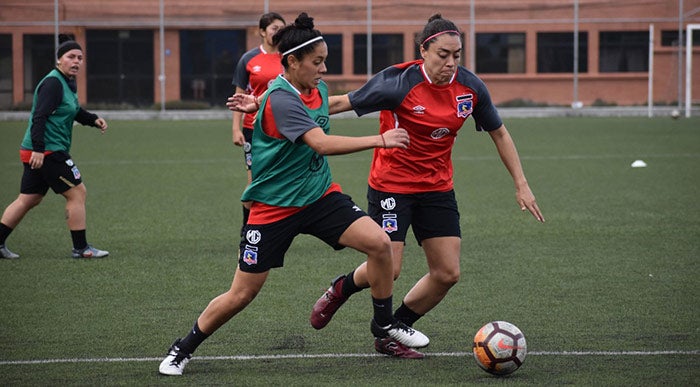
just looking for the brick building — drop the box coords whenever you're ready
[1,0,699,109]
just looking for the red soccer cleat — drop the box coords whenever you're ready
[310,275,348,329]
[374,337,426,359]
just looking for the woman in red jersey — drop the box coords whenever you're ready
[232,12,286,234]
[309,14,545,356]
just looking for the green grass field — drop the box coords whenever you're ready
[0,116,698,385]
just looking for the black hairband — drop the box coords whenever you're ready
[56,41,82,59]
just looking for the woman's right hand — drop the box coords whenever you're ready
[380,128,410,149]
[29,151,44,169]
[227,94,259,113]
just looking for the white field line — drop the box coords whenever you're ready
[1,350,698,366]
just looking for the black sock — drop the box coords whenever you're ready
[394,302,423,327]
[177,320,210,355]
[341,270,368,297]
[372,295,393,327]
[70,230,87,250]
[0,223,13,245]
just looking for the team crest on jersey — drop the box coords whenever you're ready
[412,105,426,115]
[456,94,474,118]
[242,245,258,265]
[252,65,262,73]
[382,214,398,233]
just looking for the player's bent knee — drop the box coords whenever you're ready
[226,287,259,308]
[434,269,460,287]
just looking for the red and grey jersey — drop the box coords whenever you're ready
[348,59,502,194]
[233,45,283,129]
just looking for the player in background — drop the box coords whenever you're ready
[309,14,545,356]
[0,36,109,260]
[159,13,428,376]
[232,12,286,236]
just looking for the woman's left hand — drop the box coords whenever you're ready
[516,185,545,223]
[94,118,108,134]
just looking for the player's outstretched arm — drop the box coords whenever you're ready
[488,125,545,223]
[328,94,352,115]
[302,127,409,155]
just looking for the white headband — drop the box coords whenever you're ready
[282,36,324,56]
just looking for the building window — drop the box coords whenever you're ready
[599,31,648,72]
[22,34,55,102]
[181,30,245,105]
[537,32,588,73]
[661,29,700,46]
[353,34,403,75]
[0,34,12,109]
[475,33,525,74]
[324,34,342,75]
[86,30,154,106]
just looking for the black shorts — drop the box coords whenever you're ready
[367,186,461,245]
[20,151,82,195]
[238,191,367,273]
[242,127,253,170]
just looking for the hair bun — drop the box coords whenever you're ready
[428,13,443,23]
[294,12,315,30]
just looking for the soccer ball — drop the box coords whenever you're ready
[670,109,680,119]
[472,321,527,375]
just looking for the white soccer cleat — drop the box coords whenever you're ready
[72,244,109,259]
[0,244,20,259]
[159,339,191,376]
[371,319,430,349]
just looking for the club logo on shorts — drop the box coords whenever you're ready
[242,245,258,265]
[380,197,396,211]
[71,166,81,179]
[246,229,261,244]
[382,214,398,233]
[65,159,74,167]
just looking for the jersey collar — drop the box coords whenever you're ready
[279,74,302,95]
[420,63,456,85]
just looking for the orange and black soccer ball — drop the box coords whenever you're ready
[472,321,527,375]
